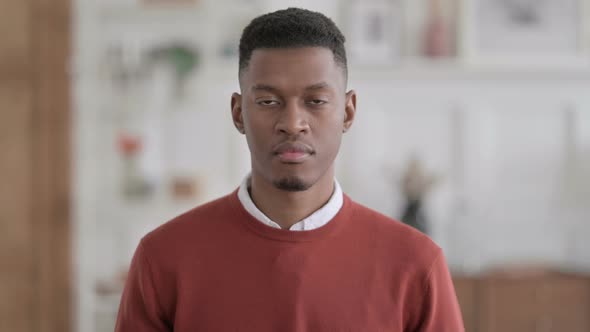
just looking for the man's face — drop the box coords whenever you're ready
[231,47,356,192]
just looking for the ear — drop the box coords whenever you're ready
[343,90,357,133]
[231,92,245,134]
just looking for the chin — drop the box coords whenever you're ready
[272,175,312,192]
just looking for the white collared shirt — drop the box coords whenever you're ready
[237,175,344,231]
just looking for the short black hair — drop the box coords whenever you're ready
[238,8,347,78]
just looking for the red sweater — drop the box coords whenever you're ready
[116,190,464,331]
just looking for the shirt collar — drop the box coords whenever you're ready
[237,174,344,231]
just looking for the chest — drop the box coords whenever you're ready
[171,245,405,331]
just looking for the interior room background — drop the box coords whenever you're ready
[72,0,590,330]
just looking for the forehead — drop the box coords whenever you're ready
[240,47,344,92]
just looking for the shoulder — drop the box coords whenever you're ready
[141,191,238,251]
[346,196,441,268]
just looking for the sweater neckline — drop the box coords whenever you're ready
[227,189,353,243]
[237,175,344,231]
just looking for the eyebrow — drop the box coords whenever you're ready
[305,82,330,90]
[251,84,278,93]
[251,82,331,93]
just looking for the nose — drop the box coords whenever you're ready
[275,101,310,136]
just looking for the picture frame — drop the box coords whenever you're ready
[460,0,590,69]
[345,0,404,67]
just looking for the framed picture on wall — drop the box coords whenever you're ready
[461,0,590,68]
[345,0,404,66]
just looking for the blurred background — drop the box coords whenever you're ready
[2,0,590,331]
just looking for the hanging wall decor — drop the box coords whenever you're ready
[462,0,589,68]
[346,0,404,66]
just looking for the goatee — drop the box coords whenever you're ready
[273,176,310,192]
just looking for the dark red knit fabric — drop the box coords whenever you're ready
[115,190,464,331]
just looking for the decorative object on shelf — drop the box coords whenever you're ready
[102,41,153,129]
[218,19,248,60]
[95,268,128,296]
[117,133,153,200]
[170,174,203,201]
[217,1,261,61]
[346,0,403,66]
[219,40,239,59]
[462,0,589,68]
[399,156,439,234]
[147,43,200,100]
[103,41,150,94]
[103,40,200,103]
[423,0,454,58]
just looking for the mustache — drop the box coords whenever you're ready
[272,141,315,155]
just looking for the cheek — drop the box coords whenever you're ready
[244,107,274,132]
[244,116,272,156]
[313,113,344,148]
[245,130,265,154]
[318,129,343,156]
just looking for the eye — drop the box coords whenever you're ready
[257,99,281,106]
[307,99,327,106]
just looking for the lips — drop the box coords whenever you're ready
[273,142,314,163]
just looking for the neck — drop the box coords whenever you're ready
[249,169,335,229]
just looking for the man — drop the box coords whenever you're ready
[115,8,464,332]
